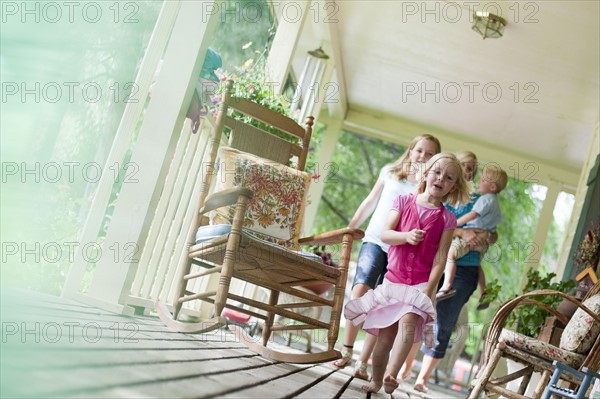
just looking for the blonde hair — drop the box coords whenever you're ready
[456,150,477,164]
[417,153,471,206]
[389,134,441,180]
[456,150,478,183]
[483,164,509,192]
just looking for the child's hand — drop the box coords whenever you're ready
[406,229,425,245]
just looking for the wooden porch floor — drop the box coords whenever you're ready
[1,289,463,398]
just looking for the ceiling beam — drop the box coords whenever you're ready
[344,107,581,190]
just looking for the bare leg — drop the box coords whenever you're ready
[362,323,398,393]
[364,313,419,394]
[353,332,378,380]
[384,314,420,393]
[439,246,457,293]
[395,341,420,380]
[333,283,370,368]
[414,354,441,392]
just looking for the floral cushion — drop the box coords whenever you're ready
[500,329,586,368]
[559,294,600,354]
[211,147,311,249]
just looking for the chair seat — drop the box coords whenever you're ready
[196,224,324,263]
[193,224,339,291]
[500,329,586,369]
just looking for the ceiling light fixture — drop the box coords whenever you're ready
[472,11,507,39]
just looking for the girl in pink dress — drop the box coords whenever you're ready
[344,153,470,394]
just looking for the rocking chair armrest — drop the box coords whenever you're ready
[200,188,253,214]
[298,227,364,246]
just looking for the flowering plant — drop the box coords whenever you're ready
[214,58,291,118]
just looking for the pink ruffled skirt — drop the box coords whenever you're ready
[344,279,436,342]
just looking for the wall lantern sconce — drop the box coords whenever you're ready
[472,11,507,39]
[290,47,330,124]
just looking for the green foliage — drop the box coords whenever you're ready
[209,0,275,71]
[310,131,403,238]
[507,269,575,337]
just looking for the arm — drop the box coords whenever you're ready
[456,210,479,227]
[381,209,425,246]
[348,179,384,228]
[425,229,454,300]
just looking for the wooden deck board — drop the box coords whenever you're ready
[0,289,463,398]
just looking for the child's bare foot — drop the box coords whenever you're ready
[383,375,399,394]
[400,369,412,381]
[362,380,382,393]
[414,382,428,393]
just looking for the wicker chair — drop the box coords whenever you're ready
[468,280,600,399]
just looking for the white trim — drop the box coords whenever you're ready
[302,115,343,234]
[62,1,182,297]
[344,108,580,188]
[66,1,219,310]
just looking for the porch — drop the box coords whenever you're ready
[2,1,599,398]
[1,289,464,399]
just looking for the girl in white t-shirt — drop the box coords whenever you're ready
[332,134,441,380]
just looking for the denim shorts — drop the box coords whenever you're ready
[352,242,388,289]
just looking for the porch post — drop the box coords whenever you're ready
[302,114,343,234]
[266,0,310,91]
[518,180,561,290]
[64,1,219,313]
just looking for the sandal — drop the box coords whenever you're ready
[332,345,353,368]
[436,288,456,301]
[353,361,369,380]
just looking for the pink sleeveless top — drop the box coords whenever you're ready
[385,194,447,285]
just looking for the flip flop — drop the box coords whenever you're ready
[436,288,456,301]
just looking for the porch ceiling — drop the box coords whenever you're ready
[292,0,599,178]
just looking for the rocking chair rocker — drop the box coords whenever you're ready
[157,80,363,363]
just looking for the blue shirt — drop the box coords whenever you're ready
[445,193,481,267]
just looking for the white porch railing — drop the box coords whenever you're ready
[124,116,247,317]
